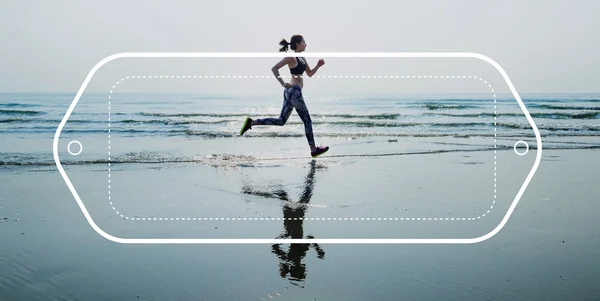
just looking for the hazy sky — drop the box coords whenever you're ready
[1,0,598,93]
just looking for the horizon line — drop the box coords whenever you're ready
[1,91,600,94]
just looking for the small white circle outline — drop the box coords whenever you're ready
[68,140,83,156]
[514,140,529,156]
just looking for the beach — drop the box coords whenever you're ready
[1,92,599,300]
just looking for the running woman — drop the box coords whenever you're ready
[239,34,329,158]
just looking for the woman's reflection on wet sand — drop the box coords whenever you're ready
[241,160,325,287]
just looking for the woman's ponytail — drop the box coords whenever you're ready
[278,38,289,52]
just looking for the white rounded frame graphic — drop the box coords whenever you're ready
[53,52,543,244]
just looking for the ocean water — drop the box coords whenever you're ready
[1,92,599,167]
[1,92,600,300]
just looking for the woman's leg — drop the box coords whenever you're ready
[239,88,293,136]
[240,86,329,157]
[288,87,329,157]
[287,87,316,150]
[254,88,294,126]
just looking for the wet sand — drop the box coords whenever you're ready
[1,143,599,300]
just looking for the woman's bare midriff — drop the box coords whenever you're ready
[289,74,303,89]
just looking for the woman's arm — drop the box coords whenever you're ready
[305,59,325,77]
[272,57,294,87]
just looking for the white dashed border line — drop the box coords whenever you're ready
[108,75,497,221]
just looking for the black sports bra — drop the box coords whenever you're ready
[289,57,306,75]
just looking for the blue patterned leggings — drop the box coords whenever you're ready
[255,85,315,146]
